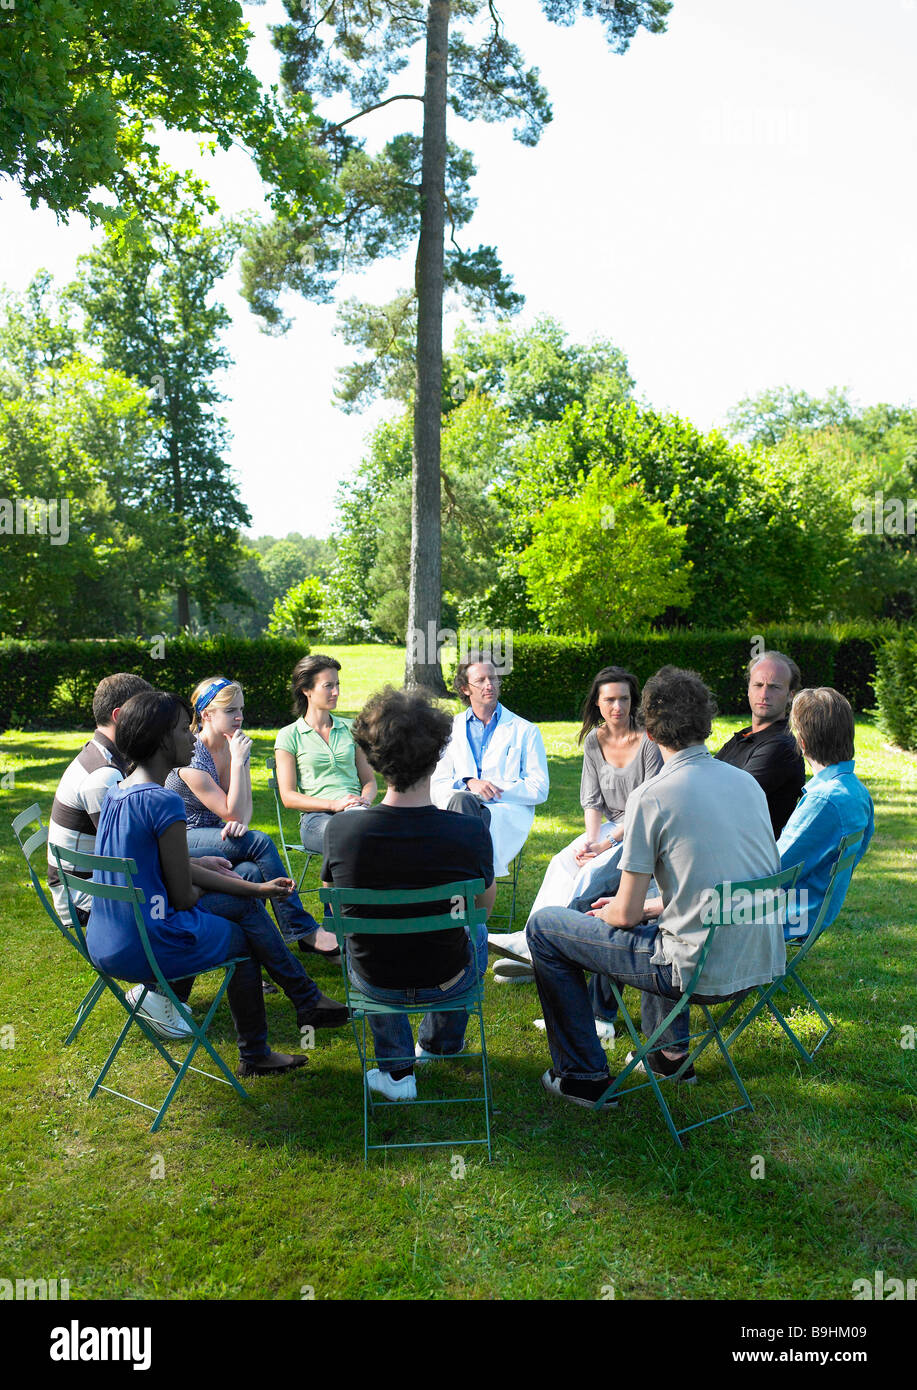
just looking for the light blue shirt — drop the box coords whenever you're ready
[463,703,502,782]
[777,761,874,939]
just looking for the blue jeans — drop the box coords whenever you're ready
[527,908,688,1082]
[187,826,319,945]
[299,811,332,854]
[198,889,322,1063]
[346,926,489,1074]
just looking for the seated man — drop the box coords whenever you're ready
[431,653,548,879]
[528,666,785,1108]
[716,650,805,837]
[46,672,187,1039]
[778,687,874,938]
[322,686,496,1101]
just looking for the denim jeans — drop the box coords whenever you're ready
[198,889,322,1064]
[187,826,319,945]
[346,925,489,1074]
[526,908,688,1082]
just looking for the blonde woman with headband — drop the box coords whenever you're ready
[165,675,342,960]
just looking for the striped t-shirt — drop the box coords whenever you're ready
[47,733,129,923]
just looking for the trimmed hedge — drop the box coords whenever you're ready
[0,637,308,732]
[0,626,891,732]
[875,630,917,752]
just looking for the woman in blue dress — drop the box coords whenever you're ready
[165,675,340,959]
[89,690,348,1076]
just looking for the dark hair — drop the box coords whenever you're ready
[352,686,452,792]
[577,666,641,745]
[291,654,342,718]
[639,666,717,751]
[790,688,855,765]
[747,650,801,714]
[453,653,499,706]
[114,691,193,765]
[92,673,153,727]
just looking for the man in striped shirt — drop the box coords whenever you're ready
[46,673,193,1040]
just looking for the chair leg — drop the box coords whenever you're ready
[65,978,106,1045]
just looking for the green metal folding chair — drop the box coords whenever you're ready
[11,803,106,1045]
[593,863,802,1146]
[265,756,316,895]
[721,830,866,1064]
[320,879,493,1164]
[50,843,252,1132]
[486,843,525,931]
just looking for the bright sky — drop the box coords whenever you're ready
[2,0,915,539]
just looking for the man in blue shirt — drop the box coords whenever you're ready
[777,688,874,938]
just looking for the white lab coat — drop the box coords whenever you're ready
[431,706,550,876]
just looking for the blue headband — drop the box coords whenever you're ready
[195,678,233,715]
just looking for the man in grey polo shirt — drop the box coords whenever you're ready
[528,666,784,1108]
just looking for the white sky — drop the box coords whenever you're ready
[2,0,915,539]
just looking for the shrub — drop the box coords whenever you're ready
[875,630,917,751]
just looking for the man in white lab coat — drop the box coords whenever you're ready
[431,656,549,977]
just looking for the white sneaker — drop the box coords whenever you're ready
[126,985,193,1040]
[492,959,535,983]
[415,1041,463,1063]
[533,1017,616,1045]
[487,930,530,964]
[366,1068,417,1100]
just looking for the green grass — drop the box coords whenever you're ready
[1,669,915,1301]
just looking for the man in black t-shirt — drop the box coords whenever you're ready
[323,687,495,1102]
[715,650,805,838]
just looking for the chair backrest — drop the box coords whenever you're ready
[48,843,172,994]
[681,861,804,999]
[320,879,487,936]
[792,828,866,959]
[12,803,94,962]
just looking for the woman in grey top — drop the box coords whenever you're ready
[489,668,662,980]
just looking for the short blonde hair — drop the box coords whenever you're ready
[790,688,854,765]
[190,676,243,733]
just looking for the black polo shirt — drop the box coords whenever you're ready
[714,717,805,838]
[322,803,494,988]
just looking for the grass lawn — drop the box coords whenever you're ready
[1,647,915,1301]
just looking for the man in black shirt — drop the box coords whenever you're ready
[323,687,495,1102]
[715,650,805,837]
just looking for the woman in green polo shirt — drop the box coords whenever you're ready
[274,654,378,854]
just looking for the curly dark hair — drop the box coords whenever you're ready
[114,691,193,765]
[577,666,642,745]
[639,666,717,751]
[291,654,342,718]
[352,686,453,792]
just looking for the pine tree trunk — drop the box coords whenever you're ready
[404,0,449,693]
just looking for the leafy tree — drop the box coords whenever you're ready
[517,463,690,632]
[446,315,634,425]
[267,576,323,640]
[0,0,329,224]
[725,386,856,448]
[242,0,671,687]
[70,175,251,628]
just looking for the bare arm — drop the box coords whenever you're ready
[274,746,361,814]
[476,880,497,920]
[597,870,652,929]
[178,738,252,827]
[157,821,292,907]
[355,745,378,805]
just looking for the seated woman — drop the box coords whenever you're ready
[488,667,662,986]
[165,675,338,958]
[88,690,349,1076]
[274,654,377,857]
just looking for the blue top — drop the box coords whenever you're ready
[164,738,223,829]
[777,761,874,939]
[86,783,234,981]
[464,703,502,779]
